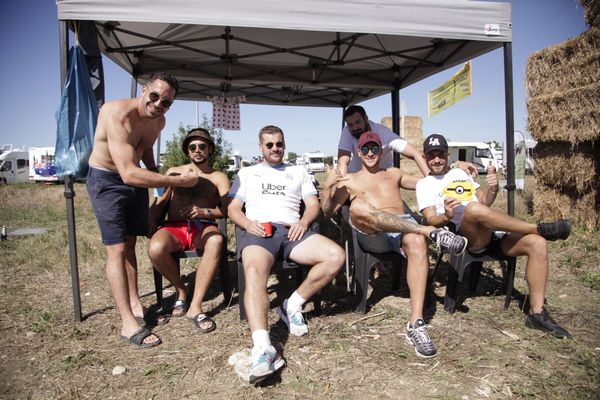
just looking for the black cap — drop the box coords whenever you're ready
[423,133,448,154]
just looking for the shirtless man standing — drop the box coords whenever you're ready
[147,128,230,333]
[87,73,197,348]
[321,131,468,358]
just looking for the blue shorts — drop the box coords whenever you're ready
[354,214,417,254]
[236,223,316,264]
[87,167,149,245]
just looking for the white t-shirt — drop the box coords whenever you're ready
[228,163,318,224]
[338,121,408,173]
[416,168,480,229]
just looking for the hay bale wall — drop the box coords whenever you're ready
[580,0,600,27]
[380,116,424,177]
[526,26,600,229]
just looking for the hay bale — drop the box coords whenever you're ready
[526,28,600,97]
[533,185,600,230]
[534,140,599,194]
[580,0,600,27]
[380,116,425,176]
[526,81,600,143]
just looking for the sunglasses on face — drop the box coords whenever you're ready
[360,145,380,155]
[188,143,208,152]
[264,141,284,149]
[148,91,174,108]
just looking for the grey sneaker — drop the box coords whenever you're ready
[405,319,437,358]
[525,309,572,338]
[248,346,285,384]
[278,299,309,337]
[429,228,468,255]
[537,219,571,241]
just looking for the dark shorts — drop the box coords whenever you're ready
[236,223,316,264]
[466,231,508,258]
[87,167,149,245]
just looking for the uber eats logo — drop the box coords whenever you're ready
[262,183,287,196]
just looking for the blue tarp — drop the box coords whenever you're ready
[54,43,98,178]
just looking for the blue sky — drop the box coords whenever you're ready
[0,1,589,161]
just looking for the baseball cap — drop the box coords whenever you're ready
[358,131,381,148]
[423,133,448,154]
[182,128,215,154]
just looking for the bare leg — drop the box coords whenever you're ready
[147,230,188,303]
[242,246,275,332]
[124,236,144,318]
[349,198,432,237]
[187,229,223,319]
[402,233,429,323]
[288,234,345,300]
[462,202,538,236]
[106,242,159,345]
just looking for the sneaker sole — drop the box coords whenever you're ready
[277,306,308,337]
[405,335,438,359]
[248,356,285,384]
[524,319,572,339]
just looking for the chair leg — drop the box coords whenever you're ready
[219,248,232,306]
[391,260,401,291]
[467,262,482,292]
[444,263,460,313]
[237,260,247,321]
[504,257,516,309]
[153,268,163,309]
[355,258,372,314]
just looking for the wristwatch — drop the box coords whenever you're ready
[204,208,213,217]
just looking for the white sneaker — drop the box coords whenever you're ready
[249,345,285,384]
[278,299,309,337]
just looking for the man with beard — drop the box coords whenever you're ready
[87,73,197,348]
[148,128,230,334]
[228,125,345,384]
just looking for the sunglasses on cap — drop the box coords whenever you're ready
[188,143,208,152]
[360,144,380,155]
[149,91,174,108]
[264,141,284,149]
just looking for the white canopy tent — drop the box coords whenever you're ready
[56,0,516,321]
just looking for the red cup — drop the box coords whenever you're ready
[261,222,273,237]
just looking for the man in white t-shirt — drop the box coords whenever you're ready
[337,105,429,176]
[228,125,345,384]
[416,133,572,339]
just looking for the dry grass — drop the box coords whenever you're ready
[0,182,599,399]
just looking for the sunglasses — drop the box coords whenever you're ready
[360,145,380,155]
[188,143,208,152]
[264,141,284,149]
[148,91,174,108]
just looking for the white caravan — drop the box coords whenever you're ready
[0,145,29,184]
[447,141,499,174]
[302,151,326,173]
[29,147,61,182]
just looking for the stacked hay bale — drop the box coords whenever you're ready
[526,27,600,229]
[380,116,424,177]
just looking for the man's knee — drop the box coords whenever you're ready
[402,233,427,254]
[147,237,168,259]
[463,202,488,220]
[203,232,224,253]
[522,234,549,260]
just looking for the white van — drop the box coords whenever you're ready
[447,141,499,174]
[0,146,29,184]
[302,151,326,173]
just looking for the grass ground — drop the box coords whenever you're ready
[0,179,598,399]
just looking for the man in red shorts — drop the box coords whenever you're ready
[148,128,230,333]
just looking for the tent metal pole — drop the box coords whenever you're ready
[391,88,400,167]
[503,42,515,216]
[60,20,83,323]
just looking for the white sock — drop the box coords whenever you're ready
[251,329,271,354]
[286,291,306,313]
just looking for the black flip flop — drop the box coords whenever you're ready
[191,313,216,333]
[121,327,162,349]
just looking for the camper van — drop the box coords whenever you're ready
[0,145,29,184]
[302,151,326,173]
[447,141,499,174]
[29,147,61,182]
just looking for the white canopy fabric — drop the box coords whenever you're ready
[57,0,511,106]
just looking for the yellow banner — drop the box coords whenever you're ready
[428,61,472,118]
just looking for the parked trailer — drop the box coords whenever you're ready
[29,147,61,182]
[447,141,500,174]
[0,145,29,184]
[302,151,326,173]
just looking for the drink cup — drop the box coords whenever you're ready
[261,222,273,237]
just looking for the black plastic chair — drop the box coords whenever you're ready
[153,218,232,310]
[235,225,322,321]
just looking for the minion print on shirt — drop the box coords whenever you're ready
[442,179,476,203]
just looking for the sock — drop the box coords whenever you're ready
[251,329,271,354]
[286,291,306,313]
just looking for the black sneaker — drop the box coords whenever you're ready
[525,309,572,338]
[405,319,437,358]
[537,219,571,241]
[429,228,468,255]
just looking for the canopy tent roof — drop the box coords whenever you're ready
[57,0,511,107]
